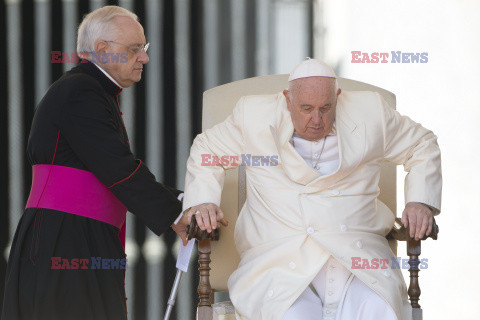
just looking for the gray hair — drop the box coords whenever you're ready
[77,6,138,53]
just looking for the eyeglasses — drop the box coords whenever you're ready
[103,40,150,54]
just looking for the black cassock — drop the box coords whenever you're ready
[2,61,182,320]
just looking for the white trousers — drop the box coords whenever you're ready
[282,257,397,320]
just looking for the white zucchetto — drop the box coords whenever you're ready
[288,58,336,81]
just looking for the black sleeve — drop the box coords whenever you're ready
[58,76,182,236]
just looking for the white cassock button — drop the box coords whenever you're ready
[313,153,320,159]
[340,224,347,232]
[331,189,340,196]
[289,262,296,269]
[357,241,363,249]
[329,278,334,283]
[328,291,333,296]
[384,271,391,278]
[326,310,331,314]
[267,289,274,297]
[307,227,315,235]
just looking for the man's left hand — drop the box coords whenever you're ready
[401,202,433,240]
[172,216,190,246]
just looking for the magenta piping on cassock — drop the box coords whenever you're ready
[26,164,127,249]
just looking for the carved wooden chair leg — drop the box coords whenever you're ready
[197,238,213,320]
[407,237,421,309]
[187,220,219,320]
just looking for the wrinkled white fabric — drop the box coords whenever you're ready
[184,91,441,320]
[283,257,396,320]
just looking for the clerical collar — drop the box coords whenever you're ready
[77,59,123,96]
[93,63,123,89]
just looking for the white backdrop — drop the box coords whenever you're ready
[312,0,480,318]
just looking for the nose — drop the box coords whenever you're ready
[311,110,322,124]
[138,51,149,64]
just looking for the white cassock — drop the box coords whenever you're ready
[284,131,396,320]
[183,91,442,320]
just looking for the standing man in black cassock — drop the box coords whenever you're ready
[2,5,196,320]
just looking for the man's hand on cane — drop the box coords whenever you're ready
[172,203,228,246]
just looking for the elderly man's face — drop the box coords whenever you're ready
[283,77,340,141]
[95,16,149,88]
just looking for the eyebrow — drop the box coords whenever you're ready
[300,104,331,108]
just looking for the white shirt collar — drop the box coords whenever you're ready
[93,63,123,89]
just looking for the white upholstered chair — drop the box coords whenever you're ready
[187,75,438,320]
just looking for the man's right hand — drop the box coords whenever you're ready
[181,203,228,234]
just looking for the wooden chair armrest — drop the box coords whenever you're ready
[187,219,220,241]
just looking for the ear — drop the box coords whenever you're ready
[94,40,108,54]
[337,88,342,96]
[283,89,292,111]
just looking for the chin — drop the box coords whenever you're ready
[300,134,319,141]
[305,132,326,141]
[131,76,142,83]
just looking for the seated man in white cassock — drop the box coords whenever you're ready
[180,59,442,320]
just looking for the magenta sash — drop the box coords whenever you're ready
[26,164,127,248]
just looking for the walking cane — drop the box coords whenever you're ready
[163,220,219,320]
[164,269,184,320]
